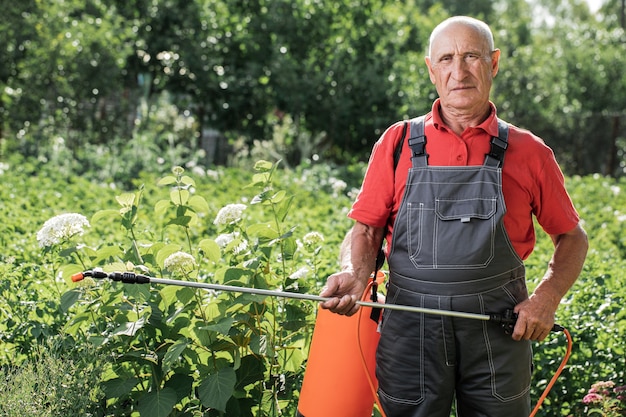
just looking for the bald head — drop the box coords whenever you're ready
[428,16,495,58]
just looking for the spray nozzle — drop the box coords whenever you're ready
[71,270,150,284]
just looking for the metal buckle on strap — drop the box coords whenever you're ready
[408,136,426,158]
[485,135,508,168]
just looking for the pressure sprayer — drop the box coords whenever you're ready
[71,270,572,417]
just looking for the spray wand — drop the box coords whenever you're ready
[73,270,537,330]
[71,269,572,416]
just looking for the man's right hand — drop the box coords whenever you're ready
[319,270,366,316]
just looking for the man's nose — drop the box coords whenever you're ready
[451,57,470,79]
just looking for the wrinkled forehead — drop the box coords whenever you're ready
[429,20,494,57]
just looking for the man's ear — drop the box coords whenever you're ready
[425,56,436,84]
[491,49,501,77]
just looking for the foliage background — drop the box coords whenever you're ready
[1,0,625,176]
[1,0,626,416]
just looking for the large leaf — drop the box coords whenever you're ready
[235,355,266,390]
[199,316,234,335]
[199,238,221,263]
[155,243,182,268]
[246,222,279,240]
[102,377,141,398]
[90,209,120,224]
[137,388,178,417]
[162,338,189,373]
[60,289,81,312]
[198,368,237,412]
[111,317,146,337]
[188,195,208,213]
[170,189,190,206]
[157,175,177,186]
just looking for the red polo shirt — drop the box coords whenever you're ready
[348,100,580,260]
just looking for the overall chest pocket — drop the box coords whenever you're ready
[408,197,497,269]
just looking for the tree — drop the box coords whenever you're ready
[1,0,133,156]
[494,0,626,176]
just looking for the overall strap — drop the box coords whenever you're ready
[407,116,427,168]
[484,118,509,168]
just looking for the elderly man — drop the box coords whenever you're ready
[320,16,588,417]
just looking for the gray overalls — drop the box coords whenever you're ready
[377,117,532,417]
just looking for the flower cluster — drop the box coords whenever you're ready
[164,251,197,275]
[37,213,90,248]
[214,203,247,226]
[300,231,324,252]
[582,380,626,417]
[215,232,249,255]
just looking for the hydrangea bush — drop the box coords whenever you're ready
[42,160,331,416]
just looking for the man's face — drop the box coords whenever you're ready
[425,23,500,114]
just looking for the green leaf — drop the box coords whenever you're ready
[250,172,270,187]
[93,244,123,264]
[270,189,287,203]
[157,175,177,186]
[156,244,182,268]
[170,189,190,206]
[277,345,306,373]
[253,160,273,172]
[60,289,81,312]
[91,209,120,224]
[137,388,177,417]
[175,287,195,305]
[111,318,145,337]
[116,192,136,208]
[235,355,266,389]
[246,222,279,240]
[164,373,194,401]
[163,338,189,373]
[102,377,140,398]
[167,215,192,227]
[200,316,234,335]
[249,334,268,356]
[275,195,295,222]
[281,235,298,260]
[188,195,209,213]
[154,199,171,216]
[199,238,221,262]
[125,283,152,303]
[198,368,237,412]
[180,175,195,187]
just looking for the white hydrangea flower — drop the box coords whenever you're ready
[215,232,236,248]
[232,239,248,255]
[301,231,324,252]
[303,231,324,246]
[37,213,90,248]
[215,232,248,255]
[329,177,347,195]
[289,266,309,280]
[164,251,197,273]
[213,203,247,226]
[610,185,621,196]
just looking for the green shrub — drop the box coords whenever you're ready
[0,340,105,417]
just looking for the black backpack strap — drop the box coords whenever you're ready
[393,120,408,170]
[393,116,427,170]
[408,116,428,168]
[484,118,509,168]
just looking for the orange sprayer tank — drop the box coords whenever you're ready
[297,271,385,417]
